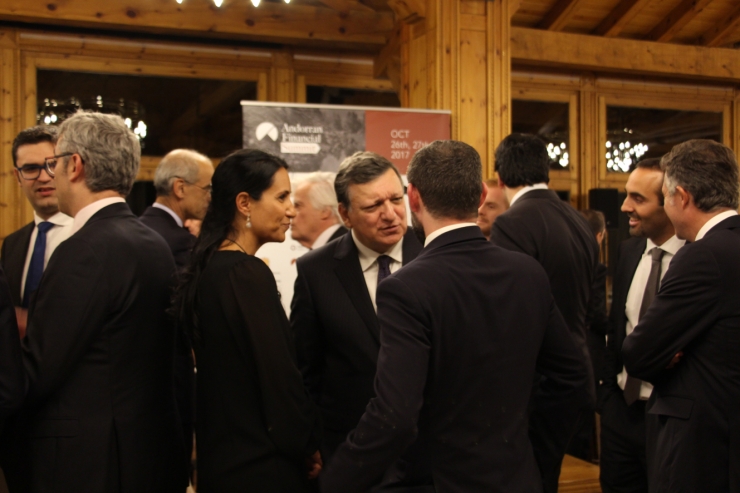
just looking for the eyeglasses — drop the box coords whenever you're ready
[15,164,51,181]
[175,176,213,194]
[43,152,75,178]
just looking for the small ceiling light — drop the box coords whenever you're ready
[176,0,183,3]
[214,0,223,6]
[284,0,291,3]
[251,0,261,6]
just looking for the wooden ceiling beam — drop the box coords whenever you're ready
[537,0,587,31]
[511,27,740,81]
[386,0,425,24]
[0,0,394,47]
[373,22,402,79]
[698,3,740,47]
[645,0,715,43]
[592,0,651,37]
[315,0,376,14]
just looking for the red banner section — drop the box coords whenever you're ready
[365,111,451,174]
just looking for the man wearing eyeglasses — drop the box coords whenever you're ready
[1,126,73,338]
[139,149,214,269]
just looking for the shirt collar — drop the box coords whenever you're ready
[311,224,341,250]
[33,211,73,227]
[352,229,404,272]
[508,183,549,207]
[645,234,685,256]
[152,202,184,227]
[424,222,477,247]
[72,197,126,235]
[695,210,739,241]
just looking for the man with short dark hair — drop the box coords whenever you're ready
[490,133,598,492]
[290,172,347,250]
[14,111,185,492]
[476,178,508,240]
[623,139,740,493]
[321,140,589,493]
[291,151,422,466]
[599,157,685,493]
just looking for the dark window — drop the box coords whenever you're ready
[306,86,400,107]
[512,99,570,170]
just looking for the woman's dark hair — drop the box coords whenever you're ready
[172,148,288,341]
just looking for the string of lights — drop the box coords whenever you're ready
[175,0,290,6]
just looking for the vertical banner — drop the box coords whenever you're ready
[243,102,450,314]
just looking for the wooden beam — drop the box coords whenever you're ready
[315,0,376,14]
[386,0,426,24]
[699,3,740,47]
[645,0,714,43]
[592,0,651,37]
[511,27,740,81]
[374,22,402,79]
[537,0,587,31]
[0,0,394,47]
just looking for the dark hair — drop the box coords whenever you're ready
[12,126,58,166]
[580,209,606,237]
[632,157,665,206]
[335,151,402,209]
[494,133,550,188]
[661,139,739,212]
[172,149,288,340]
[407,140,483,220]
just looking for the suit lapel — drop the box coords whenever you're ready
[333,234,381,344]
[5,223,34,306]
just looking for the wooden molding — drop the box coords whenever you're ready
[699,3,740,47]
[374,22,402,79]
[537,0,586,32]
[511,27,740,82]
[645,0,714,43]
[315,0,376,14]
[387,0,426,24]
[592,0,651,37]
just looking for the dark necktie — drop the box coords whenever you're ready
[22,221,54,308]
[624,247,664,405]
[377,255,392,289]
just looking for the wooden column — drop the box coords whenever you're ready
[579,74,600,204]
[270,51,297,103]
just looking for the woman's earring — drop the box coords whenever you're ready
[246,214,252,229]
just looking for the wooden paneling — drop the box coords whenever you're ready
[486,0,512,175]
[538,0,588,31]
[699,3,740,47]
[592,0,652,37]
[459,28,488,165]
[645,0,714,43]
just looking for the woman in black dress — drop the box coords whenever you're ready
[173,149,321,492]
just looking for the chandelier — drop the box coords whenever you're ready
[175,0,290,6]
[546,142,569,168]
[605,128,648,173]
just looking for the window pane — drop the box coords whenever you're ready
[306,86,400,107]
[512,99,570,170]
[605,106,722,173]
[37,70,257,158]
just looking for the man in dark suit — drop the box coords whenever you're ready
[139,149,213,269]
[0,266,23,434]
[623,139,740,493]
[321,140,589,493]
[599,158,684,493]
[291,152,422,466]
[489,133,598,491]
[1,126,73,337]
[291,172,348,250]
[13,111,185,492]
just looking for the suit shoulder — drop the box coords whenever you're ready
[296,237,342,269]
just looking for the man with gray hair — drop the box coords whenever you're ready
[9,111,185,492]
[290,172,347,250]
[623,139,740,493]
[140,149,213,268]
[291,152,421,468]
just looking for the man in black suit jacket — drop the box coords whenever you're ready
[13,111,185,492]
[291,152,422,466]
[489,133,598,491]
[623,139,740,493]
[139,149,213,269]
[321,140,589,493]
[290,172,348,250]
[0,266,23,434]
[600,158,684,493]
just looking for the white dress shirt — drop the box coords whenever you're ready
[352,230,404,312]
[618,235,685,399]
[152,202,184,227]
[508,183,549,207]
[20,211,74,304]
[424,223,477,247]
[72,197,127,235]
[311,224,342,250]
[695,210,738,241]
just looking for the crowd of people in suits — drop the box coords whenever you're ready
[0,109,738,493]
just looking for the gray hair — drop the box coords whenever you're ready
[56,111,140,196]
[407,140,483,220]
[335,151,402,210]
[661,139,739,212]
[295,172,341,222]
[154,149,212,197]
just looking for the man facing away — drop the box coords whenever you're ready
[290,172,347,250]
[489,133,598,492]
[139,149,214,269]
[599,158,684,493]
[290,152,422,467]
[11,111,185,492]
[320,140,589,493]
[1,126,73,337]
[476,177,509,240]
[623,139,740,493]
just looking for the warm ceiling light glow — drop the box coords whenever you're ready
[284,0,291,3]
[214,0,223,6]
[251,0,261,6]
[176,0,183,3]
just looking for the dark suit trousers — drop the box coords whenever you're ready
[600,391,648,493]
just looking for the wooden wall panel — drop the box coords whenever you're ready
[459,28,488,166]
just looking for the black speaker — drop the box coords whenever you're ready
[126,181,156,217]
[588,188,620,229]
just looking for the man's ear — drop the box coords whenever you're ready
[67,154,86,183]
[338,203,352,229]
[13,168,21,185]
[318,206,332,221]
[173,178,187,200]
[675,185,691,210]
[479,182,488,209]
[407,183,422,213]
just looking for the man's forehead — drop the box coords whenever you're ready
[349,173,402,201]
[17,141,55,163]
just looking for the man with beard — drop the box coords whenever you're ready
[599,157,684,493]
[321,140,588,493]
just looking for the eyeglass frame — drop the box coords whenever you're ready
[42,152,76,178]
[174,176,213,194]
